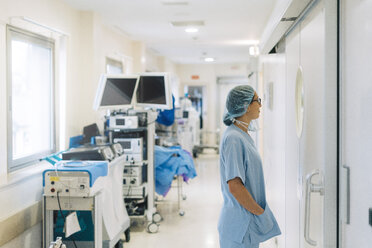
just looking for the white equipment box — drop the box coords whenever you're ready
[114,138,143,162]
[43,161,108,197]
[123,176,142,186]
[124,166,142,177]
[123,183,147,199]
[109,116,138,129]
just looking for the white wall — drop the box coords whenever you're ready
[1,223,41,248]
[341,0,372,246]
[0,0,148,246]
[260,54,286,248]
[144,49,180,104]
[0,24,7,178]
[78,12,138,133]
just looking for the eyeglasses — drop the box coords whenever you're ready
[251,97,262,105]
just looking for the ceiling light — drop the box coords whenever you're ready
[249,46,260,56]
[185,27,198,33]
[171,20,204,27]
[204,57,214,62]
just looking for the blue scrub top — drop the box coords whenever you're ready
[218,124,281,245]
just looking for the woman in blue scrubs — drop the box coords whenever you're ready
[218,85,281,248]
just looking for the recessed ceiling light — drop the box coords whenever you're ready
[204,57,214,62]
[185,27,198,33]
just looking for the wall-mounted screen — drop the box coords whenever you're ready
[93,74,139,110]
[135,73,172,110]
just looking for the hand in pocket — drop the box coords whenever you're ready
[253,205,274,234]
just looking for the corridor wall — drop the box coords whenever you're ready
[0,0,145,247]
[340,0,372,246]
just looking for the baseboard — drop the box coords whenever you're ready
[0,201,42,246]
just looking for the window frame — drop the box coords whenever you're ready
[6,25,56,172]
[106,57,123,74]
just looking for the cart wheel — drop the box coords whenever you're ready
[147,222,159,233]
[182,195,187,200]
[153,212,162,223]
[124,228,130,242]
[114,239,124,248]
[179,210,185,216]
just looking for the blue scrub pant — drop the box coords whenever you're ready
[219,238,259,248]
[220,226,259,248]
[220,233,259,248]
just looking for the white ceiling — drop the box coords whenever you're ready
[62,0,276,64]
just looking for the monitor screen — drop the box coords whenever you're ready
[101,78,137,106]
[137,76,166,104]
[94,74,139,110]
[135,73,172,109]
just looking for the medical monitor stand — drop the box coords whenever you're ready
[107,108,159,231]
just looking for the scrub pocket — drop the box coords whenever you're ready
[252,205,274,234]
[218,207,251,244]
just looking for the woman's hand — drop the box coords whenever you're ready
[228,177,265,215]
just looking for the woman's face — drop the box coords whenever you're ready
[247,92,262,120]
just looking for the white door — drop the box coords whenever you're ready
[340,0,372,246]
[284,1,337,247]
[298,7,325,247]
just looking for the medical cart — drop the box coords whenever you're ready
[58,145,131,247]
[42,161,107,248]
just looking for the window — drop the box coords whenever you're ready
[7,26,55,171]
[106,57,123,74]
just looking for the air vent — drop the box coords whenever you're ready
[162,2,189,6]
[170,21,204,27]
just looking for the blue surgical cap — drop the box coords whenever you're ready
[223,85,255,126]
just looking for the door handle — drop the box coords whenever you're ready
[342,165,350,224]
[304,170,324,246]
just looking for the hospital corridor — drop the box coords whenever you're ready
[0,0,371,248]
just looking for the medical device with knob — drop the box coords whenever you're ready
[114,138,143,162]
[109,115,138,129]
[43,161,108,197]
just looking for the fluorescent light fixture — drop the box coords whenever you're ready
[185,27,198,33]
[204,57,214,62]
